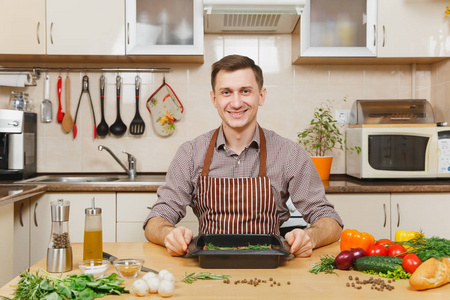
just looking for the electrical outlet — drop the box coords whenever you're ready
[335,110,350,124]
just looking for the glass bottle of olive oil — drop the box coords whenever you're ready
[83,198,103,260]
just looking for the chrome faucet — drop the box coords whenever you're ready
[98,145,136,179]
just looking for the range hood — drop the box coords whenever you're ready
[204,0,305,34]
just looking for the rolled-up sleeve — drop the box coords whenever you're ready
[143,141,195,228]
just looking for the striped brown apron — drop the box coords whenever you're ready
[196,126,280,235]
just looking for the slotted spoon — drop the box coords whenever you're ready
[129,75,145,135]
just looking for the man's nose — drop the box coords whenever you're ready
[230,92,242,108]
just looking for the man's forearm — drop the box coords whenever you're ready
[305,217,342,249]
[144,216,176,246]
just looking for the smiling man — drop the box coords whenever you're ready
[144,54,343,257]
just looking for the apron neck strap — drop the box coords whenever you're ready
[201,126,267,177]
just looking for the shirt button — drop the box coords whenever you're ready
[237,160,241,165]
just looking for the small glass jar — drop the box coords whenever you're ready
[9,91,24,111]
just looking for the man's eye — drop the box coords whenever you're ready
[242,89,250,94]
[222,91,230,95]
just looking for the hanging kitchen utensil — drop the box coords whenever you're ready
[61,75,73,133]
[129,75,145,135]
[109,75,127,136]
[56,75,64,123]
[41,74,53,123]
[146,77,183,136]
[73,75,97,139]
[96,75,109,137]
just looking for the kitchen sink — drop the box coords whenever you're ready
[17,175,166,185]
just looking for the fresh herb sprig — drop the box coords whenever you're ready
[4,269,128,300]
[399,236,450,262]
[180,272,230,284]
[205,243,270,250]
[308,254,337,275]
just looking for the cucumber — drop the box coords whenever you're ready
[354,256,403,273]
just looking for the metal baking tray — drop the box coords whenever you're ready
[187,234,291,269]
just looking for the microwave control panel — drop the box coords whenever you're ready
[438,130,450,173]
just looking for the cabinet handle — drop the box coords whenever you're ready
[383,203,386,227]
[34,202,39,227]
[50,22,54,45]
[127,23,130,45]
[19,202,24,227]
[382,25,386,47]
[396,203,400,227]
[373,24,376,46]
[36,22,40,44]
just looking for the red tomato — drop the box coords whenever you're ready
[387,244,407,258]
[367,245,388,256]
[375,239,393,248]
[403,254,422,274]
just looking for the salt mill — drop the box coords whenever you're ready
[47,199,73,272]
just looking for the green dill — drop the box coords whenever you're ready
[308,254,337,275]
[180,272,230,284]
[398,236,450,262]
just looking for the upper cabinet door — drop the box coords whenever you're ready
[125,0,203,55]
[377,1,450,57]
[46,0,125,55]
[0,0,46,54]
[300,0,377,57]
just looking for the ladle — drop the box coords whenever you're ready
[96,75,109,136]
[109,75,127,136]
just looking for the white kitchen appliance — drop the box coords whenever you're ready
[203,0,305,33]
[346,99,450,179]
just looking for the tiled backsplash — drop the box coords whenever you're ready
[0,34,439,174]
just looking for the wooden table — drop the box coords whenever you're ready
[1,242,448,299]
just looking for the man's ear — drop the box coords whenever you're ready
[210,91,217,108]
[259,88,267,106]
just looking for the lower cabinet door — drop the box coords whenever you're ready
[391,193,450,239]
[327,193,391,240]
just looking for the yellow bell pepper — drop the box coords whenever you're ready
[395,230,424,250]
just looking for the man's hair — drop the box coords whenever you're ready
[211,55,264,92]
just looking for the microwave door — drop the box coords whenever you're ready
[368,135,429,172]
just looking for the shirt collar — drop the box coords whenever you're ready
[216,124,261,150]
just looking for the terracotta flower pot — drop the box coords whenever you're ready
[311,156,333,181]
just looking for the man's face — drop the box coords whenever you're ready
[210,68,266,132]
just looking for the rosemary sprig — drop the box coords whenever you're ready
[180,272,230,284]
[308,254,338,275]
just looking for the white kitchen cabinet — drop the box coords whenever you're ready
[390,193,450,239]
[0,0,46,54]
[0,203,14,287]
[13,199,30,276]
[29,195,53,267]
[46,0,125,55]
[327,193,390,240]
[42,193,116,244]
[117,192,199,242]
[125,0,203,56]
[377,1,450,58]
[296,0,377,57]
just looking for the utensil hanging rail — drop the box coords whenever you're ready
[0,67,170,79]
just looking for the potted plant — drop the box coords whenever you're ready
[297,99,360,181]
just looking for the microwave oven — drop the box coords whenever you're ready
[346,125,450,179]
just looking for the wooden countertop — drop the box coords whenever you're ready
[0,242,448,299]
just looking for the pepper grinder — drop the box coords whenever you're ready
[47,199,73,272]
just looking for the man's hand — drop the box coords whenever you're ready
[285,229,313,257]
[164,226,193,256]
[284,217,343,257]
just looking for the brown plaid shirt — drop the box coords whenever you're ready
[144,124,343,229]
